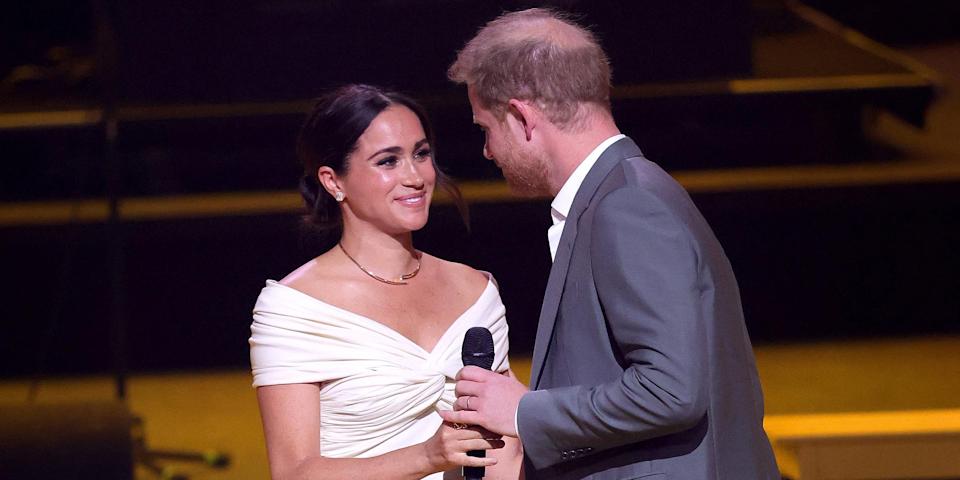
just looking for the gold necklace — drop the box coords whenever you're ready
[338,242,421,285]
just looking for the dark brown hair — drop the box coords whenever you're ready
[296,84,467,235]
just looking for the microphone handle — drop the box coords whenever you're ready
[463,452,485,480]
[461,327,494,479]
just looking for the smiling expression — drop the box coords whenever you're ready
[335,105,436,235]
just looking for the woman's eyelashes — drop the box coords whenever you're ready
[376,155,399,167]
[374,147,431,168]
[413,147,432,161]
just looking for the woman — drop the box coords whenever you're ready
[249,84,523,479]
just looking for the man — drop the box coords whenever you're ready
[439,8,780,479]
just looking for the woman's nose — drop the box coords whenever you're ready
[402,159,424,186]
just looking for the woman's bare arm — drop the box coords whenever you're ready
[258,384,503,480]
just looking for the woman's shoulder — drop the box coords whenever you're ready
[422,253,490,290]
[273,248,362,302]
[279,246,340,283]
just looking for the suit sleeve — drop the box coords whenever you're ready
[517,185,709,469]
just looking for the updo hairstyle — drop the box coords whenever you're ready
[296,84,466,234]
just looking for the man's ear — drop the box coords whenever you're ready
[317,166,342,198]
[507,99,538,141]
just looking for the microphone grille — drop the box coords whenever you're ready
[462,327,495,370]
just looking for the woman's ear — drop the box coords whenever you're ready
[317,166,342,199]
[507,99,538,141]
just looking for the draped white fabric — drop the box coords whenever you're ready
[249,274,510,469]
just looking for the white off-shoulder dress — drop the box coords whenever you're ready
[249,274,510,480]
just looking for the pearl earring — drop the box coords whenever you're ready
[335,191,345,202]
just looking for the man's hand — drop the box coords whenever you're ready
[439,366,528,437]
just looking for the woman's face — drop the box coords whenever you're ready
[337,105,436,235]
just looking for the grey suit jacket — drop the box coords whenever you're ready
[517,138,779,479]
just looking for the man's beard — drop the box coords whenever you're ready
[499,146,552,198]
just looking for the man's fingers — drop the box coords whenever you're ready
[439,408,482,427]
[457,365,497,381]
[454,380,482,398]
[438,409,457,423]
[453,395,481,411]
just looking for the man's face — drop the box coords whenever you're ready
[468,85,551,197]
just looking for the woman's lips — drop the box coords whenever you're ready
[395,192,426,206]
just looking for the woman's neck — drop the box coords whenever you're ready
[338,228,419,280]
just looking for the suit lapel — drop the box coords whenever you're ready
[529,137,642,388]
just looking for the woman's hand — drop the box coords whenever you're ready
[421,421,505,473]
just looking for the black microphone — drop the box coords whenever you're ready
[461,327,494,480]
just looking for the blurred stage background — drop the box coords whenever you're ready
[1,0,958,478]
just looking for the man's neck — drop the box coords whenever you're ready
[546,115,621,196]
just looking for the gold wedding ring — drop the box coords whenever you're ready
[465,396,472,410]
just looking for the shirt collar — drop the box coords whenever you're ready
[550,134,626,225]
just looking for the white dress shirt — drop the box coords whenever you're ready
[547,134,626,261]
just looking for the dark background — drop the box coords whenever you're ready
[1,0,958,377]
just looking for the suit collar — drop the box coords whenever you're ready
[550,134,627,223]
[530,137,643,387]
